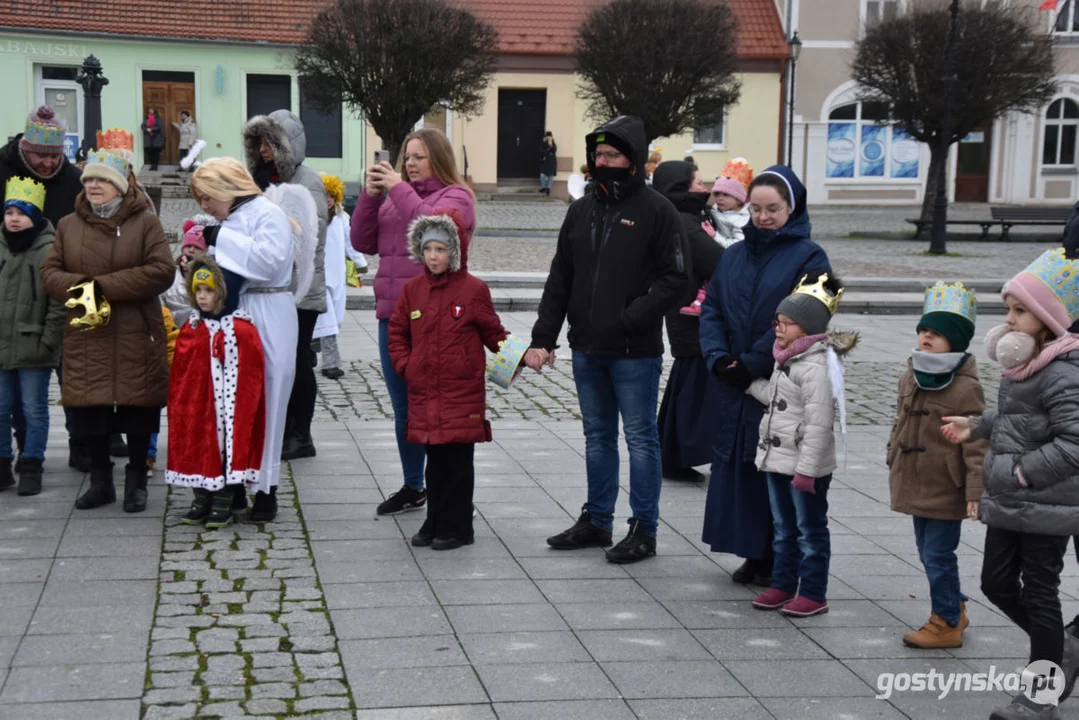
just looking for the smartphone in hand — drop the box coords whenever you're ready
[374,149,390,165]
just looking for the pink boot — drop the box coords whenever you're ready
[752,588,795,610]
[680,286,707,317]
[779,595,829,617]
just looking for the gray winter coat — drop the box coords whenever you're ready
[172,117,197,150]
[0,222,65,369]
[242,110,327,313]
[973,352,1079,535]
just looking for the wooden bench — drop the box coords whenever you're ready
[905,218,998,241]
[990,206,1072,240]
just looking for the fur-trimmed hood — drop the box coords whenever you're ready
[826,330,859,358]
[242,110,307,182]
[407,208,471,274]
[185,252,228,316]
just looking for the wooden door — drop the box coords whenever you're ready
[497,89,547,179]
[142,81,195,165]
[954,126,991,203]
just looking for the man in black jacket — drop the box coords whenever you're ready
[525,115,688,564]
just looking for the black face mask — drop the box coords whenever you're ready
[2,219,43,253]
[591,166,635,203]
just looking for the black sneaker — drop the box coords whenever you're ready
[321,367,345,380]
[281,432,316,461]
[377,486,427,516]
[546,511,613,549]
[0,458,14,491]
[605,521,657,564]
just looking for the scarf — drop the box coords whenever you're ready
[773,333,827,367]
[146,113,157,128]
[16,144,63,181]
[911,350,969,390]
[253,163,280,191]
[1,223,40,253]
[91,196,123,219]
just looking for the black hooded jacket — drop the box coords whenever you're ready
[652,161,724,358]
[531,116,688,357]
[0,135,82,227]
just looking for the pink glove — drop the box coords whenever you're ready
[792,473,816,494]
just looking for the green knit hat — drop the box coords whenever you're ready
[917,311,974,353]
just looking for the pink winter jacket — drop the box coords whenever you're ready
[350,177,476,319]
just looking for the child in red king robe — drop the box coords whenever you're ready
[388,207,510,550]
[166,253,265,529]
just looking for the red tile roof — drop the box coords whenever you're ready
[1,0,787,60]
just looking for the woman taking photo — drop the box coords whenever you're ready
[41,145,174,513]
[351,128,475,517]
[699,165,832,585]
[189,157,299,522]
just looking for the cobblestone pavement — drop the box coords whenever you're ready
[6,312,1076,720]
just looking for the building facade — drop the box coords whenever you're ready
[2,0,787,197]
[783,0,1079,206]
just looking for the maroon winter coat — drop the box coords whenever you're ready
[387,210,508,445]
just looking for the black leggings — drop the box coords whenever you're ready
[89,432,151,471]
[287,308,319,436]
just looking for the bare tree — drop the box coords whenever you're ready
[574,0,741,144]
[852,2,1055,226]
[294,0,499,164]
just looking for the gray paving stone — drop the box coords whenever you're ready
[602,660,748,700]
[475,661,620,702]
[0,700,142,720]
[248,682,297,699]
[758,697,909,720]
[354,707,497,720]
[143,686,203,705]
[250,651,294,668]
[446,603,569,635]
[142,704,199,720]
[192,701,244,717]
[726,659,876,698]
[430,579,547,606]
[339,636,467,671]
[295,696,352,712]
[349,666,490,709]
[298,679,348,696]
[322,581,437,610]
[0,661,145,702]
[332,606,452,640]
[252,666,298,683]
[245,698,288,715]
[576,629,712,662]
[691,627,832,661]
[207,686,247,700]
[301,665,346,680]
[149,655,200,672]
[629,698,775,720]
[240,638,281,653]
[149,638,196,656]
[554,601,681,631]
[151,671,196,688]
[458,631,592,666]
[493,699,636,720]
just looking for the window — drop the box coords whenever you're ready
[1054,0,1079,34]
[246,74,291,119]
[864,0,900,28]
[693,115,725,148]
[1044,98,1079,166]
[299,84,342,159]
[826,101,921,179]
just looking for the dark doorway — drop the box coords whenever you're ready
[142,71,195,165]
[246,74,291,120]
[955,126,991,202]
[497,89,547,179]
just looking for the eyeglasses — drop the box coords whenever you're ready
[403,154,427,163]
[750,205,790,217]
[771,319,792,331]
[593,150,625,162]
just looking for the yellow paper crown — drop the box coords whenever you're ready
[96,127,134,152]
[922,281,977,324]
[792,273,843,316]
[720,157,755,193]
[4,176,45,212]
[322,174,345,205]
[191,266,216,293]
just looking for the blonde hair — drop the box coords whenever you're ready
[398,128,472,197]
[191,157,262,203]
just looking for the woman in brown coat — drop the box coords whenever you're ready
[41,147,174,513]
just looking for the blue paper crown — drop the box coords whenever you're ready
[86,148,131,178]
[922,281,977,324]
[23,120,65,149]
[486,334,529,390]
[1022,248,1079,322]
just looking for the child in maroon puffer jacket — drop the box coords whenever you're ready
[387,207,510,550]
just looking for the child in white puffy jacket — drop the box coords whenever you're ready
[746,273,853,618]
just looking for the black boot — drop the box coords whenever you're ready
[68,439,92,472]
[17,457,42,496]
[250,486,278,522]
[281,431,316,460]
[605,520,657,564]
[731,557,773,586]
[123,463,148,513]
[411,518,435,547]
[204,491,234,530]
[14,432,25,472]
[180,488,212,525]
[232,484,248,511]
[0,457,14,491]
[109,433,128,458]
[76,464,116,509]
[546,511,613,549]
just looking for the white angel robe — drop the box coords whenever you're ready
[214,195,298,494]
[313,213,347,340]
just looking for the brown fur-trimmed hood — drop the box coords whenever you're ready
[241,110,306,182]
[407,208,471,274]
[185,252,228,316]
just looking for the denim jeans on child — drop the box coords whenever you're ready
[571,352,663,537]
[540,173,553,191]
[766,472,832,602]
[913,516,967,627]
[0,368,52,461]
[148,432,158,459]
[378,319,425,490]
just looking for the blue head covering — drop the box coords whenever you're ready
[743,165,811,250]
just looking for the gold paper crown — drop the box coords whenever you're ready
[719,157,754,192]
[96,127,134,152]
[65,280,111,331]
[791,273,843,316]
[922,281,977,324]
[191,266,216,293]
[4,176,45,212]
[322,174,345,205]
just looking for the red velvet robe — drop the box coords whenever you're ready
[166,311,266,491]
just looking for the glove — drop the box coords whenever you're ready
[202,225,220,247]
[792,473,816,494]
[711,355,735,380]
[722,361,753,391]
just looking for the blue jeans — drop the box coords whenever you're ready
[540,173,553,191]
[0,368,52,462]
[148,433,158,459]
[914,516,967,627]
[767,472,832,602]
[378,319,425,490]
[571,352,663,537]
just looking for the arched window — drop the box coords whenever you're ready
[1043,98,1079,167]
[826,101,920,179]
[1054,0,1079,34]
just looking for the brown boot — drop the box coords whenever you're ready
[958,600,969,632]
[903,612,963,649]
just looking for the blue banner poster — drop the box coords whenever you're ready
[826,123,856,178]
[860,124,886,177]
[890,127,920,178]
[63,134,79,162]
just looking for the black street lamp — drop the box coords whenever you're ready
[787,31,802,167]
[75,54,109,162]
[929,0,960,255]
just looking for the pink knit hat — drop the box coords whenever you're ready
[181,220,207,252]
[1004,272,1073,338]
[711,157,754,205]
